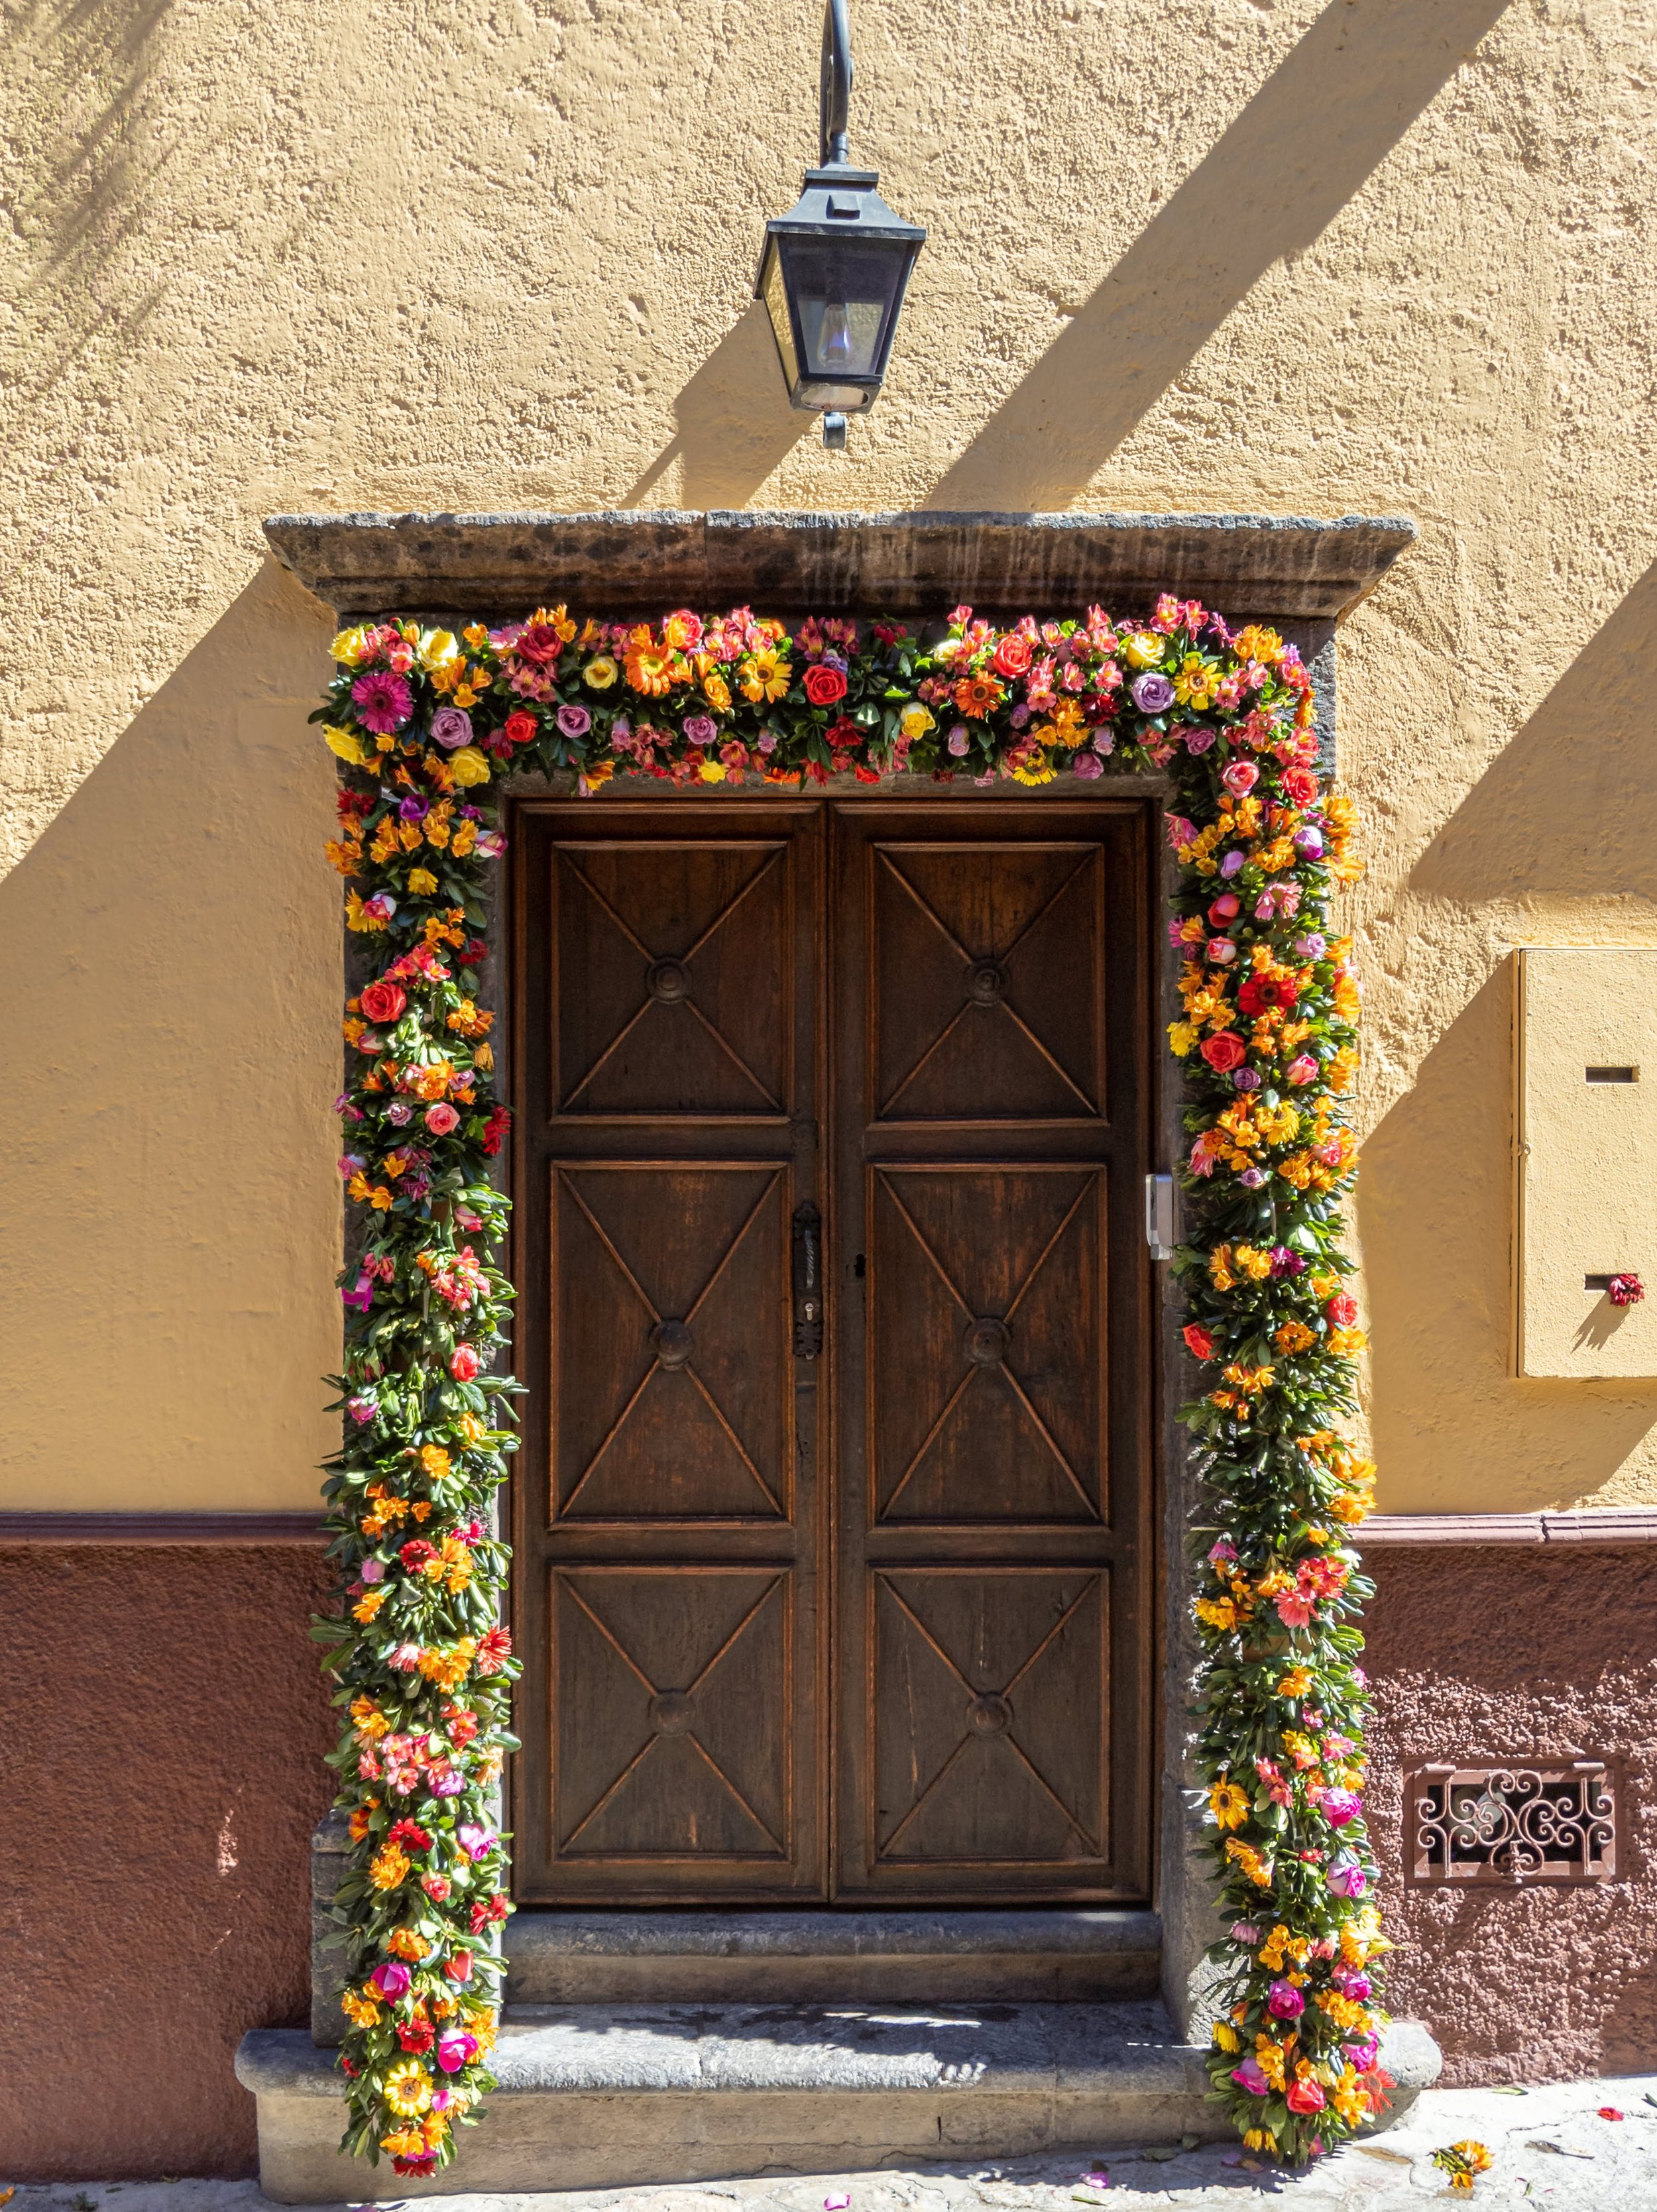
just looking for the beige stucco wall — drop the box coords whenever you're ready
[3,0,1654,1511]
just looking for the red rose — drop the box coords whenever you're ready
[475,1626,513,1675]
[803,664,848,706]
[1182,1323,1214,1360]
[991,634,1033,679]
[1280,765,1319,806]
[445,1950,475,1983]
[1238,973,1298,1018]
[1286,2077,1327,2115]
[1324,1294,1359,1327]
[503,708,538,748]
[1200,1030,1246,1073]
[449,1344,481,1382]
[359,981,407,1026]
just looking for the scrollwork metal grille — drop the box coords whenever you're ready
[1406,1761,1617,1885]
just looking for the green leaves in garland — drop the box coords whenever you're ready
[315,592,1381,2172]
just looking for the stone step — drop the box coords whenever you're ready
[236,2001,1441,2203]
[504,1907,1163,2005]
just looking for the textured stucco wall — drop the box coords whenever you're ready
[3,0,1656,1512]
[0,1544,334,2178]
[1366,1545,1657,2081]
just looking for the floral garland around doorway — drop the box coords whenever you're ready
[315,595,1383,2171]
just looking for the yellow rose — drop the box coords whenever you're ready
[1121,631,1165,669]
[899,704,936,741]
[447,746,491,787]
[583,655,618,689]
[419,628,460,673]
[329,626,370,665]
[698,759,727,783]
[322,724,370,766]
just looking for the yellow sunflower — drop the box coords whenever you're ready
[382,2060,433,2118]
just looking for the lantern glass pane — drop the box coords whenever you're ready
[785,242,898,380]
[760,241,800,391]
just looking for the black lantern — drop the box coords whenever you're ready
[756,0,926,449]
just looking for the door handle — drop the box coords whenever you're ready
[792,1201,824,1357]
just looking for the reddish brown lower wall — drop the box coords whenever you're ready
[0,1544,333,2180]
[1365,1543,1657,2083]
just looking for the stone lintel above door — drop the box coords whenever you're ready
[263,508,1415,624]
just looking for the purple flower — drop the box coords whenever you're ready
[1345,2035,1380,2073]
[682,713,718,747]
[757,729,779,755]
[1130,671,1176,714]
[1294,825,1326,858]
[1230,2057,1270,2096]
[1269,1246,1306,1277]
[341,1271,373,1313]
[1294,932,1328,960]
[1267,1978,1305,2020]
[1239,1167,1267,1189]
[359,1556,386,1583]
[1229,1920,1259,1942]
[1328,1852,1369,1899]
[1219,850,1245,879]
[475,829,507,860]
[1072,751,1104,781]
[1184,726,1216,755]
[385,1101,414,1127]
[352,670,413,734]
[1322,1789,1363,1828]
[1091,728,1115,755]
[1333,1967,1372,2000]
[1232,1067,1261,1092]
[430,705,473,751]
[369,1961,411,2001]
[428,1766,465,1797]
[557,703,593,740]
[947,724,970,757]
[398,794,429,824]
[347,1395,378,1425]
[1009,703,1031,730]
[457,1822,496,1861]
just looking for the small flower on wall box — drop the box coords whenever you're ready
[315,594,1370,2169]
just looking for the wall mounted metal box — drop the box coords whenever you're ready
[1515,947,1657,1378]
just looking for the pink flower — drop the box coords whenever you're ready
[557,703,593,740]
[389,1643,423,1672]
[1072,751,1104,781]
[1286,2077,1326,2115]
[682,713,718,747]
[1207,938,1236,964]
[1165,814,1197,849]
[1322,1789,1362,1827]
[436,2028,480,2074]
[449,1344,481,1381]
[341,1271,374,1313]
[476,829,507,859]
[456,1822,496,1861]
[1328,1853,1369,1899]
[1275,1588,1316,1628]
[351,671,413,733]
[1285,1054,1318,1086]
[1184,726,1216,755]
[1267,1978,1305,2020]
[1230,2057,1270,2096]
[1229,1921,1260,1943]
[1208,1537,1238,1564]
[369,1961,412,2000]
[360,1557,386,1584]
[430,705,473,750]
[425,1102,461,1135]
[361,891,397,925]
[1220,758,1258,797]
[347,1394,378,1424]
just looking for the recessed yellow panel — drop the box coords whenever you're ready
[1516,948,1657,1378]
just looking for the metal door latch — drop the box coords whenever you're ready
[1144,1174,1176,1262]
[792,1201,824,1356]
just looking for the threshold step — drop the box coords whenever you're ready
[237,2001,1442,2203]
[504,1906,1162,2004]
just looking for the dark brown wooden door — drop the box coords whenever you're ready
[511,799,1153,1904]
[832,806,1152,1900]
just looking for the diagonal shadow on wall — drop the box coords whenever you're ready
[925,0,1513,513]
[624,301,807,510]
[1411,557,1657,901]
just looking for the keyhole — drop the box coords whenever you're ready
[853,1254,866,1280]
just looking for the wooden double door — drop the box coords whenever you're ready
[510,799,1155,1904]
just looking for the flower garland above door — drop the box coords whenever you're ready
[314,594,1382,2172]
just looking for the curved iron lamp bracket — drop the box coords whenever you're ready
[820,0,853,166]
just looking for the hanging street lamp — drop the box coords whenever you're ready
[755,0,927,451]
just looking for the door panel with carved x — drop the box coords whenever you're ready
[510,798,1153,1904]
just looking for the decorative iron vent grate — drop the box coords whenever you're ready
[1406,1761,1617,1885]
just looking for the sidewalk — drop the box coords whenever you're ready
[9,2076,1656,2212]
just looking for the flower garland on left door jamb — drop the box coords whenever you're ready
[316,596,1385,2173]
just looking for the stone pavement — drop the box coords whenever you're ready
[9,2076,1657,2212]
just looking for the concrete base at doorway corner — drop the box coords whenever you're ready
[235,2002,1442,2203]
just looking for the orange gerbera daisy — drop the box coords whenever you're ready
[953,673,1005,718]
[624,626,675,696]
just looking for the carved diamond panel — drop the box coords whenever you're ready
[553,1567,790,1859]
[872,1567,1106,1866]
[553,1164,788,1520]
[872,842,1104,1121]
[869,1165,1104,1523]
